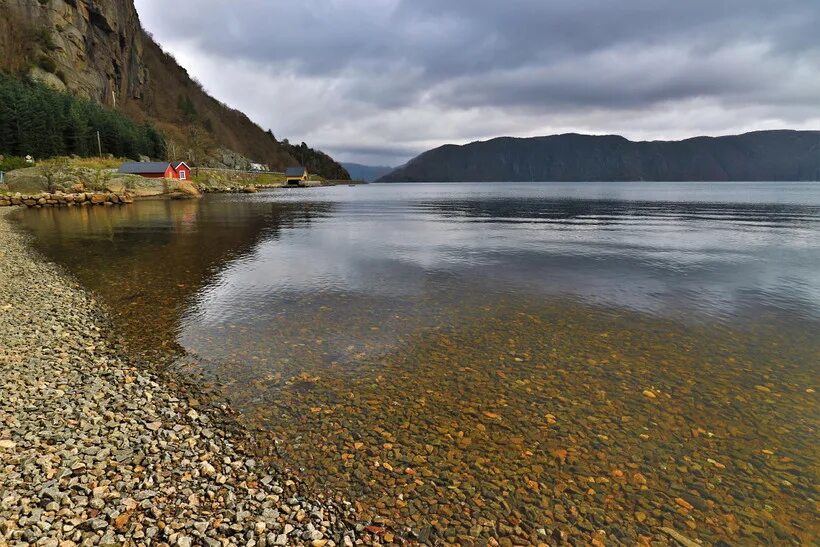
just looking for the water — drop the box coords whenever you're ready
[16,182,820,544]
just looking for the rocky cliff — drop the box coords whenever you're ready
[0,0,146,102]
[378,131,820,182]
[0,0,349,178]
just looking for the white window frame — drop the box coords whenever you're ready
[179,169,187,180]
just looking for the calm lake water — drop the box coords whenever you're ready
[16,182,820,544]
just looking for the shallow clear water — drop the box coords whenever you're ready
[188,182,820,325]
[16,182,820,544]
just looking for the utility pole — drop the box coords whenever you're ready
[96,131,102,157]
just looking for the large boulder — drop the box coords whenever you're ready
[120,177,168,197]
[109,176,201,199]
[104,175,145,193]
[169,180,201,199]
[5,168,49,193]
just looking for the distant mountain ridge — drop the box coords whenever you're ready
[378,130,820,182]
[341,163,394,182]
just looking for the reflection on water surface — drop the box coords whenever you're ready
[17,182,820,544]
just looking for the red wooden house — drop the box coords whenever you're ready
[118,161,191,180]
[171,162,191,180]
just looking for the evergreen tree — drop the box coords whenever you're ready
[279,139,351,180]
[65,101,91,156]
[0,72,166,160]
[177,94,197,123]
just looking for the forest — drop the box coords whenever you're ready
[277,134,351,180]
[0,73,166,162]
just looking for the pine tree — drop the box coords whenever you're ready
[0,72,166,160]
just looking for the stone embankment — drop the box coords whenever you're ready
[0,192,133,208]
[0,208,365,546]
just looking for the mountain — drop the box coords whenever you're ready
[377,131,820,182]
[0,0,349,179]
[341,163,394,182]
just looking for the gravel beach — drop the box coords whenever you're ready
[0,208,362,546]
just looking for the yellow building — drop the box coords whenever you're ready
[285,166,309,186]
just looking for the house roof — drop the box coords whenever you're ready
[119,162,170,174]
[171,161,190,170]
[286,166,307,177]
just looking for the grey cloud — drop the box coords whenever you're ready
[435,43,820,112]
[134,0,820,164]
[142,0,818,73]
[322,143,417,165]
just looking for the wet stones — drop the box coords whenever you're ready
[231,296,818,545]
[0,209,363,545]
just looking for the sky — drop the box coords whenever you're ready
[133,0,820,166]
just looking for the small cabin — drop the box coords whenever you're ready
[285,166,309,186]
[171,162,191,181]
[119,161,191,180]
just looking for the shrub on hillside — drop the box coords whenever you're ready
[37,55,56,73]
[0,156,30,172]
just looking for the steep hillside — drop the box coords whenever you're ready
[0,0,349,178]
[379,131,820,182]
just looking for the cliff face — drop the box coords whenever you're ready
[1,0,149,105]
[378,131,820,182]
[0,0,349,178]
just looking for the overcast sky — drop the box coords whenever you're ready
[133,0,820,166]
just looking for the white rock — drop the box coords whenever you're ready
[200,461,216,476]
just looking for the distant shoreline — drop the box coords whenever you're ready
[377,130,820,183]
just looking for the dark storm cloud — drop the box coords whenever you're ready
[134,0,820,164]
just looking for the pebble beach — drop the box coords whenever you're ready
[0,208,362,547]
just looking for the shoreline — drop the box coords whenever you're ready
[0,208,368,546]
[0,179,367,209]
